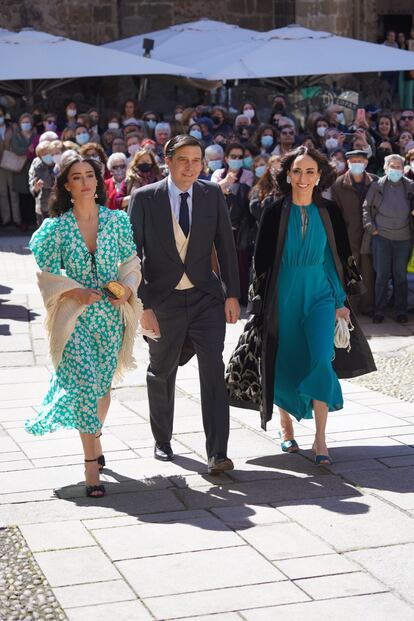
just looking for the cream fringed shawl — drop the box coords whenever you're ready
[36,254,145,385]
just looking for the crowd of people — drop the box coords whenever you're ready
[0,93,413,317]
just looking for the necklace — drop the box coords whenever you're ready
[300,205,309,239]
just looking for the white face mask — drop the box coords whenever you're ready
[325,137,339,150]
[108,122,119,130]
[243,108,255,120]
[316,126,327,137]
[128,144,140,156]
[335,160,346,173]
[410,161,414,172]
[175,112,183,122]
[52,153,62,165]
[67,108,77,117]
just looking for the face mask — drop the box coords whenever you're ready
[255,165,266,178]
[316,126,327,137]
[90,116,99,125]
[208,159,223,172]
[211,116,222,125]
[0,116,4,125]
[261,135,273,148]
[146,120,156,129]
[52,153,62,165]
[190,129,202,140]
[227,159,243,170]
[335,160,346,173]
[365,145,373,159]
[273,102,285,113]
[41,154,54,165]
[33,114,43,125]
[175,113,183,122]
[349,162,366,176]
[243,108,255,119]
[90,155,101,163]
[108,122,119,130]
[76,132,89,145]
[377,148,391,159]
[410,161,414,172]
[46,121,57,131]
[67,108,77,117]
[112,168,126,182]
[137,162,153,173]
[243,155,253,168]
[20,122,32,132]
[128,144,140,156]
[325,137,338,150]
[387,169,403,183]
[336,112,345,124]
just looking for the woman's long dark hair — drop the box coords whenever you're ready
[49,155,106,217]
[276,146,337,197]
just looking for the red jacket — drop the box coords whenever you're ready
[104,177,122,210]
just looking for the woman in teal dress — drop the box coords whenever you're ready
[274,149,349,465]
[27,155,140,497]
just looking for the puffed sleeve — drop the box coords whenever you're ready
[29,218,62,275]
[116,210,138,263]
[324,242,346,309]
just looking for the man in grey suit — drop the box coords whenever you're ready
[128,135,240,474]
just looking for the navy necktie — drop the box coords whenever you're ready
[179,191,190,237]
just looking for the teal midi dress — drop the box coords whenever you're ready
[25,206,137,436]
[274,203,346,421]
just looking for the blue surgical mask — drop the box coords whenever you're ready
[349,162,366,176]
[146,120,156,129]
[76,132,89,145]
[190,129,202,140]
[255,165,266,178]
[208,159,223,172]
[46,121,57,131]
[228,159,244,170]
[336,112,345,124]
[387,169,403,183]
[261,135,273,148]
[41,154,54,165]
[20,122,32,132]
[243,155,253,169]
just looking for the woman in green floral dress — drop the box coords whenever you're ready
[26,155,140,497]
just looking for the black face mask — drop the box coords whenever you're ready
[33,114,43,125]
[211,116,222,125]
[137,162,153,173]
[377,148,392,159]
[273,103,285,113]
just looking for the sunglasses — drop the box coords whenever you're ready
[401,115,414,120]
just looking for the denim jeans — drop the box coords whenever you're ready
[372,235,412,315]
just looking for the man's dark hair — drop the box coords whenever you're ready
[164,134,204,159]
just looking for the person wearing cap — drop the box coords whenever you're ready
[331,150,378,315]
[362,153,414,324]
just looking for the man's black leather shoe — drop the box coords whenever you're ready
[208,454,234,475]
[154,443,174,461]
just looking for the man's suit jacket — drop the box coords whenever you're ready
[128,177,240,309]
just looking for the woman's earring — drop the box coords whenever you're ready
[286,175,291,184]
[315,178,320,186]
[70,196,75,204]
[94,192,98,199]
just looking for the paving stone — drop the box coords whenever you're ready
[320,437,414,462]
[53,579,136,609]
[20,520,95,551]
[178,427,276,459]
[328,425,414,441]
[116,546,285,597]
[20,434,128,459]
[83,509,209,530]
[175,474,355,510]
[35,547,120,587]
[328,459,388,474]
[0,334,32,351]
[0,458,32,471]
[347,543,414,605]
[275,553,359,579]
[240,592,414,621]
[66,600,153,621]
[0,490,184,526]
[107,423,155,448]
[93,516,244,561]
[295,571,387,599]
[143,581,309,619]
[211,504,289,528]
[342,466,414,510]
[177,615,241,621]
[0,431,19,452]
[301,412,404,433]
[0,366,49,384]
[0,449,27,462]
[227,453,323,482]
[277,495,414,552]
[239,521,333,560]
[378,454,414,467]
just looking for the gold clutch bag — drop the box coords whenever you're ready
[103,281,126,299]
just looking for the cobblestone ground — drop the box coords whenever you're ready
[1,230,414,621]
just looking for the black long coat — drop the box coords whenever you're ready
[233,193,376,430]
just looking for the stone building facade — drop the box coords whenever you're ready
[0,0,412,44]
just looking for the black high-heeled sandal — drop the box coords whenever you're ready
[84,458,106,498]
[95,432,106,471]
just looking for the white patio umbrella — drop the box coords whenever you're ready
[103,18,257,68]
[199,24,414,80]
[0,28,197,80]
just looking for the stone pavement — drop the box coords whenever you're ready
[1,230,414,621]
